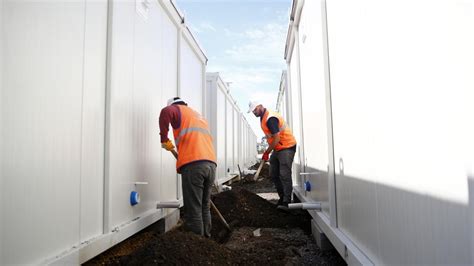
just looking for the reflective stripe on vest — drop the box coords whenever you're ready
[173,105,216,170]
[175,127,212,146]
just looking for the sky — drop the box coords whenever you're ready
[175,0,292,138]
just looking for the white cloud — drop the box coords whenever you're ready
[205,8,289,136]
[200,22,216,32]
[189,21,217,33]
[223,23,287,65]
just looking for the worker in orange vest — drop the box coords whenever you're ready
[159,97,217,237]
[248,101,297,209]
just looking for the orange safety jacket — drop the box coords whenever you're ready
[261,109,297,151]
[173,105,216,171]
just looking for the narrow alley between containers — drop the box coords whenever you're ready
[2,0,474,265]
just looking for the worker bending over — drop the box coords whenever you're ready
[159,97,217,237]
[248,101,297,209]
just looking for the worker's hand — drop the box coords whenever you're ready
[262,151,270,161]
[161,140,175,151]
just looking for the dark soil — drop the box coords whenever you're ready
[84,162,346,266]
[210,187,311,243]
[232,162,275,194]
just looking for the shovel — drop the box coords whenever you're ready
[253,160,265,181]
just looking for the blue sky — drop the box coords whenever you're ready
[175,0,292,137]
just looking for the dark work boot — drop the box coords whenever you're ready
[277,201,289,210]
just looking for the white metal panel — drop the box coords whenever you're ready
[288,49,303,185]
[281,97,287,123]
[205,73,257,181]
[160,5,179,206]
[180,37,204,114]
[80,0,108,243]
[243,124,247,165]
[251,132,257,160]
[245,127,249,165]
[327,0,474,264]
[225,99,234,176]
[216,88,226,180]
[233,108,239,173]
[298,0,330,213]
[106,0,179,230]
[106,0,137,231]
[2,1,95,264]
[242,124,246,164]
[238,116,244,169]
[0,0,3,260]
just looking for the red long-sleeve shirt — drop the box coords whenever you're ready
[159,104,182,143]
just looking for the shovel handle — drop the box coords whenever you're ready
[253,160,265,181]
[170,149,178,159]
[211,200,231,231]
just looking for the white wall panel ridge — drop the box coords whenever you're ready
[276,70,287,113]
[0,0,4,261]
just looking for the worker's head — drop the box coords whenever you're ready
[248,101,264,117]
[167,97,187,106]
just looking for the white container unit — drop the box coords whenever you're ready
[276,70,290,124]
[237,113,256,171]
[205,73,258,185]
[285,0,474,265]
[0,0,207,264]
[241,115,258,169]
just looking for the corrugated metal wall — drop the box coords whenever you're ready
[285,0,474,264]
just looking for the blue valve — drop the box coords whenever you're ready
[304,181,311,192]
[130,191,140,206]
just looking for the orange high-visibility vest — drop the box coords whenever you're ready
[173,105,216,170]
[261,109,297,151]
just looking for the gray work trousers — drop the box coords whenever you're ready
[269,147,296,203]
[180,161,216,237]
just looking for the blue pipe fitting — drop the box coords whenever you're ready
[304,181,311,192]
[130,191,140,206]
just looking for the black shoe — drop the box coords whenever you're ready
[277,202,289,210]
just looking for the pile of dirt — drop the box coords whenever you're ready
[210,187,311,242]
[114,230,235,265]
[234,162,274,193]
